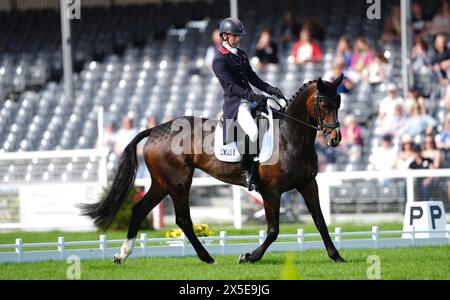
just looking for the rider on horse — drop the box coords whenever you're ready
[212,17,286,191]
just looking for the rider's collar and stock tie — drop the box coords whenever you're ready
[221,41,239,56]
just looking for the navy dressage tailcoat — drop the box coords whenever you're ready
[212,44,272,144]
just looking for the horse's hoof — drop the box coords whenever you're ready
[112,254,123,264]
[203,257,216,264]
[238,253,252,264]
[333,256,346,263]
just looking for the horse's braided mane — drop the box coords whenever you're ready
[288,80,317,104]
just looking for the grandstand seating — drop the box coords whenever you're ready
[0,2,394,147]
[0,0,449,212]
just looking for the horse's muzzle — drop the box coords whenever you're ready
[329,137,340,147]
[327,128,341,148]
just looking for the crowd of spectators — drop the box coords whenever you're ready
[369,0,449,179]
[220,2,448,177]
[313,1,450,177]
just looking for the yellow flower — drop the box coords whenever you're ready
[164,224,215,239]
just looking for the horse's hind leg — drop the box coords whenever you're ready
[113,180,167,264]
[169,181,215,264]
[298,179,345,263]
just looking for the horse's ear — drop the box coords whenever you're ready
[334,73,344,87]
[317,77,324,90]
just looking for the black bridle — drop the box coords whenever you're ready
[314,93,341,135]
[270,92,341,137]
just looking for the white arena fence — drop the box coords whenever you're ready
[0,225,449,264]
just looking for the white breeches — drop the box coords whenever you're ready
[237,100,258,143]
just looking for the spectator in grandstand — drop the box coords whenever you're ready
[114,116,138,157]
[412,1,431,35]
[341,114,363,162]
[323,57,353,94]
[425,0,450,36]
[403,88,426,118]
[437,113,450,150]
[334,36,353,68]
[375,103,407,138]
[409,144,434,201]
[445,85,450,110]
[429,34,450,83]
[98,122,117,153]
[396,134,416,170]
[368,133,398,172]
[380,5,402,44]
[377,83,404,121]
[278,11,301,51]
[401,103,437,138]
[347,37,375,82]
[441,113,450,201]
[254,28,279,71]
[204,29,222,73]
[137,115,159,179]
[148,115,158,128]
[291,28,323,65]
[137,116,158,145]
[412,36,431,74]
[366,53,392,86]
[302,17,325,42]
[421,134,441,168]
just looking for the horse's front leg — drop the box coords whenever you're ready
[239,187,280,263]
[298,179,345,263]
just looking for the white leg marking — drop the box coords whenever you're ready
[113,238,135,264]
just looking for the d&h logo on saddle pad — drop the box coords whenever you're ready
[214,108,279,165]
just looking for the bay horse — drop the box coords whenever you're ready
[80,74,346,264]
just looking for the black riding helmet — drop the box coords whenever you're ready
[219,17,246,37]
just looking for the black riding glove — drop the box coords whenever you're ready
[267,86,287,100]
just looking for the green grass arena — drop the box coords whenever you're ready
[0,223,449,280]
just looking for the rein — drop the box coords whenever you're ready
[269,94,340,136]
[271,106,321,131]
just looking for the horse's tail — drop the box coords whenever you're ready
[80,129,152,230]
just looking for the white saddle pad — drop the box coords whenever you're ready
[214,108,275,163]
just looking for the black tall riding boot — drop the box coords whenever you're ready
[240,136,258,191]
[241,152,257,191]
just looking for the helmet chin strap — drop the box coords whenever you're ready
[222,34,239,48]
[222,38,238,51]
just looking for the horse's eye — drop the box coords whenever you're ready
[320,101,331,110]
